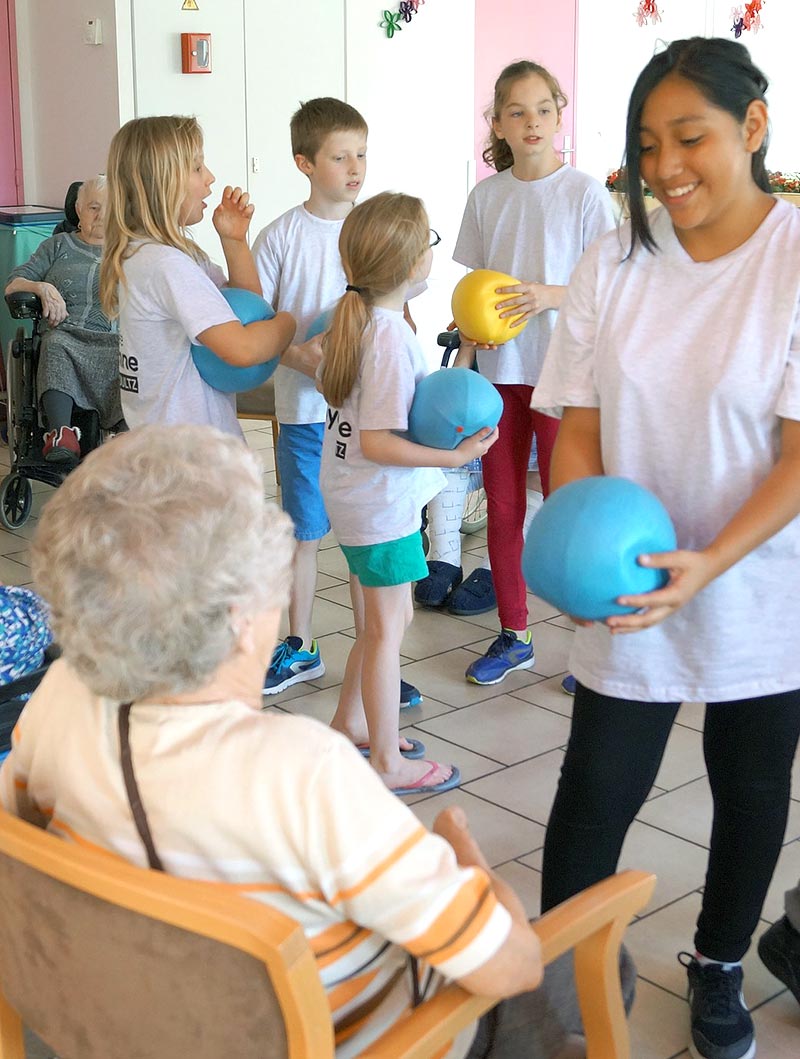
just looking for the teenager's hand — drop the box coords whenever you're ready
[447,319,501,354]
[451,425,498,466]
[606,548,717,633]
[213,185,254,242]
[37,282,68,325]
[495,281,560,323]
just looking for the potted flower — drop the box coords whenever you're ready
[769,172,800,206]
[606,167,660,218]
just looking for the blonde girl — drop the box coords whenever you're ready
[101,116,295,435]
[453,61,615,687]
[320,192,497,795]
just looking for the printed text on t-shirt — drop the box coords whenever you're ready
[326,407,352,460]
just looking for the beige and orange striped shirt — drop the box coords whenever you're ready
[0,660,511,1057]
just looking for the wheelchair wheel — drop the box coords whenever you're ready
[461,485,488,535]
[0,473,33,530]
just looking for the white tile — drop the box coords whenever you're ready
[410,789,545,868]
[399,648,545,709]
[627,891,781,1007]
[463,749,565,825]
[627,978,692,1059]
[654,723,707,792]
[637,777,800,849]
[415,696,571,766]
[751,989,800,1057]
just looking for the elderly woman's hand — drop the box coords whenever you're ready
[36,282,68,326]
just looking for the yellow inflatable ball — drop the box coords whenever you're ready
[451,269,529,346]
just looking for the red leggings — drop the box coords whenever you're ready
[482,384,560,631]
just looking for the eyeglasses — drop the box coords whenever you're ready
[429,229,441,248]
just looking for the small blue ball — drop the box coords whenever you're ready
[407,368,503,450]
[191,287,277,394]
[522,476,677,620]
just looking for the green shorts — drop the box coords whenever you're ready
[340,531,428,588]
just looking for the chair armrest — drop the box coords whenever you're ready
[358,869,655,1059]
[4,292,42,321]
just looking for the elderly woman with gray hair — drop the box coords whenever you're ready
[0,424,594,1059]
[4,175,124,463]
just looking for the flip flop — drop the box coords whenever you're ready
[358,738,426,760]
[391,761,462,797]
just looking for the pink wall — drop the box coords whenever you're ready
[474,0,578,181]
[0,0,23,202]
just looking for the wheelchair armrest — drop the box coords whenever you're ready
[4,292,43,320]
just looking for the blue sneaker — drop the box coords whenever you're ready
[263,636,325,695]
[465,630,534,685]
[400,679,422,709]
[560,674,577,696]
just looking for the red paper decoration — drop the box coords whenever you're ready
[635,0,662,27]
[731,1,764,37]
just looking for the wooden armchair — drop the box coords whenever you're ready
[0,808,654,1059]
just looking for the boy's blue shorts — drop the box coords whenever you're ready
[276,422,330,541]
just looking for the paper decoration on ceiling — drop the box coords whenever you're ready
[731,0,764,37]
[380,0,425,38]
[634,0,662,27]
[181,0,199,9]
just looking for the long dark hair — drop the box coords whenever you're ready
[624,36,770,257]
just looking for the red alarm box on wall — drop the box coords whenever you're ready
[181,33,212,74]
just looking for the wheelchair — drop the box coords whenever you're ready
[1,291,102,530]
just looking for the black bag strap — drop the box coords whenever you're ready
[118,702,164,872]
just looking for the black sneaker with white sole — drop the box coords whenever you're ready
[680,953,755,1059]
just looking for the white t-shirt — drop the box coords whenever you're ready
[253,205,429,425]
[253,205,344,425]
[321,307,446,547]
[453,165,615,387]
[532,200,800,703]
[1,660,509,1058]
[118,243,241,436]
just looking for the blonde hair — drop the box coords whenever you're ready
[100,116,207,318]
[483,61,568,172]
[320,192,429,409]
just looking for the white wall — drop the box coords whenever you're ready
[576,0,799,183]
[15,0,122,203]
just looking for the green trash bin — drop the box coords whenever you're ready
[0,206,66,359]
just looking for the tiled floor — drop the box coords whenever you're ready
[4,420,800,1058]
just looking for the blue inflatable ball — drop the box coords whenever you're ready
[521,476,677,620]
[305,308,334,341]
[191,287,277,394]
[408,368,503,450]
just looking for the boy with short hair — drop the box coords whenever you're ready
[253,98,421,708]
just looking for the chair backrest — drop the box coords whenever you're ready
[0,809,334,1059]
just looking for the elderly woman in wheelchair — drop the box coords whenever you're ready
[0,424,653,1058]
[4,175,124,464]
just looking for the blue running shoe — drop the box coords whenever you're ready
[465,630,534,685]
[263,636,325,695]
[400,679,422,709]
[560,674,577,696]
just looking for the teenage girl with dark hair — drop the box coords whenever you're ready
[534,37,800,1059]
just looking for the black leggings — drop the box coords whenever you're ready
[541,683,800,962]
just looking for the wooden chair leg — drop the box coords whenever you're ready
[0,989,26,1059]
[271,418,280,488]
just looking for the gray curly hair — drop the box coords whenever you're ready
[31,425,295,701]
